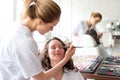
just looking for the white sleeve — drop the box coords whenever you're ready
[15,40,43,78]
[73,22,81,35]
[73,21,86,37]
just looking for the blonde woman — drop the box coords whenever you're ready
[72,12,103,45]
[0,0,75,80]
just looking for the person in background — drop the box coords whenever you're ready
[106,22,114,31]
[40,37,84,80]
[72,12,103,46]
[72,12,108,57]
[0,0,75,80]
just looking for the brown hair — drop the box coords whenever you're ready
[21,0,61,23]
[41,37,75,71]
[90,12,102,20]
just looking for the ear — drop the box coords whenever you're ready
[35,18,42,25]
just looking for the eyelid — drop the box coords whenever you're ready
[51,46,64,49]
[50,27,53,30]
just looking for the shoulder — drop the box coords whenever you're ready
[76,20,86,29]
[78,21,86,25]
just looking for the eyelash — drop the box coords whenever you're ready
[50,27,53,30]
[51,46,64,49]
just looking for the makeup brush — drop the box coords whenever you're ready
[63,46,83,48]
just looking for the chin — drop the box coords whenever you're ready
[56,58,63,61]
[39,32,44,35]
[40,33,44,35]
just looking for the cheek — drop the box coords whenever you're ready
[48,49,53,54]
[48,49,54,56]
[91,21,96,26]
[37,26,49,35]
[48,53,52,59]
[61,50,65,58]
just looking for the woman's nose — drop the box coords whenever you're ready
[56,47,60,51]
[55,47,62,50]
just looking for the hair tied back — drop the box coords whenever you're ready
[29,1,36,7]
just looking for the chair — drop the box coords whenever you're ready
[73,34,108,57]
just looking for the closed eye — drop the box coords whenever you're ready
[49,27,53,31]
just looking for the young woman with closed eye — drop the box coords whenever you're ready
[41,37,84,80]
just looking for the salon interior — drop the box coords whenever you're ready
[1,0,120,80]
[34,0,120,57]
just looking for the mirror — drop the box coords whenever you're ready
[53,0,120,41]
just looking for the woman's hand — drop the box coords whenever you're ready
[65,45,76,59]
[98,32,103,39]
[37,49,41,56]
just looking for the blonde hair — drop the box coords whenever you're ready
[21,0,61,23]
[90,12,102,20]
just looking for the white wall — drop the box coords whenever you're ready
[71,0,120,32]
[72,0,120,21]
[52,0,72,41]
[0,1,13,22]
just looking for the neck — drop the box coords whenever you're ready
[51,60,64,80]
[53,69,64,80]
[87,20,92,29]
[21,18,36,32]
[51,60,59,67]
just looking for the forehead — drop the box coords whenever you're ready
[49,40,62,46]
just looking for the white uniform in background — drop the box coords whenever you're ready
[0,22,43,80]
[72,21,108,57]
[72,21,89,46]
[73,21,89,39]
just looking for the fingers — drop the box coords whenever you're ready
[65,44,76,58]
[37,49,41,56]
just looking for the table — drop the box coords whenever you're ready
[113,35,120,39]
[81,59,120,80]
[112,31,120,39]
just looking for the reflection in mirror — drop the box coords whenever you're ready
[53,0,120,42]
